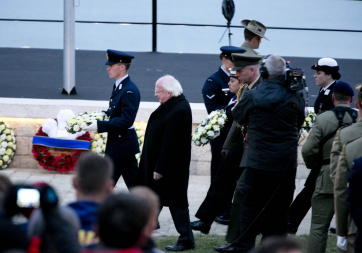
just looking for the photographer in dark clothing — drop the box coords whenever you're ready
[231,55,305,252]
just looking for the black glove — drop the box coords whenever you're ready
[220,148,229,159]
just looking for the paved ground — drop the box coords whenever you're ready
[0,167,334,239]
[1,48,361,107]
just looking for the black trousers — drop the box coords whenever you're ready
[160,206,195,246]
[210,134,227,180]
[111,155,138,189]
[195,140,244,224]
[288,168,320,230]
[235,167,296,253]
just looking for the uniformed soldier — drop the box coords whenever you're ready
[332,135,360,252]
[202,46,245,182]
[288,57,342,234]
[330,84,362,252]
[213,53,264,252]
[348,156,362,252]
[84,49,141,189]
[303,81,356,253]
[240,19,269,66]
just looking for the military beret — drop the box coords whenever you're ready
[333,81,354,97]
[231,52,262,71]
[241,19,269,41]
[105,49,134,65]
[220,46,246,62]
[311,58,341,80]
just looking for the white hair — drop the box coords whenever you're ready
[265,55,286,77]
[160,75,183,97]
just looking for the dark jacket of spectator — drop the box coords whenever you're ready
[135,94,192,208]
[233,76,305,171]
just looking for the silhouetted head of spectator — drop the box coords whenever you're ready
[249,236,302,253]
[73,152,114,202]
[97,192,150,249]
[130,186,160,244]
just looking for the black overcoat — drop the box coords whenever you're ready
[135,94,192,208]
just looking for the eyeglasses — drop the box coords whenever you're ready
[155,89,165,94]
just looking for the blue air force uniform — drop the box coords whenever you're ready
[202,46,246,180]
[97,50,140,188]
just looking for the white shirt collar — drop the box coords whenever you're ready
[322,81,334,91]
[220,66,230,77]
[248,75,260,90]
[115,74,129,90]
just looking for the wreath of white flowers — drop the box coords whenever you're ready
[0,122,16,170]
[192,110,228,146]
[65,111,110,134]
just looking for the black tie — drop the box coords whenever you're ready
[113,83,116,91]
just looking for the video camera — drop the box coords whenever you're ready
[285,61,306,91]
[2,184,58,218]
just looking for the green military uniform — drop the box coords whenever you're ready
[303,104,354,253]
[224,75,263,242]
[240,42,262,66]
[331,134,362,252]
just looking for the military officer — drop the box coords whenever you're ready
[240,19,269,65]
[302,81,356,253]
[330,84,362,252]
[202,46,245,183]
[213,53,263,253]
[84,49,141,189]
[288,57,342,234]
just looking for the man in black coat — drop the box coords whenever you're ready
[84,49,140,188]
[231,55,305,252]
[135,75,195,252]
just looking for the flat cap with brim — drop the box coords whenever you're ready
[105,49,134,65]
[333,81,354,97]
[241,19,269,41]
[231,52,262,71]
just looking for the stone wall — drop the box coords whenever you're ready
[0,98,308,178]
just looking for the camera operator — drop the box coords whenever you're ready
[230,55,305,252]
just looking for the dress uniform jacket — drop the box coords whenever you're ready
[202,67,233,114]
[314,81,335,114]
[332,137,361,250]
[98,76,140,158]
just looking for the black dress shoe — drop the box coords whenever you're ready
[190,220,211,234]
[213,242,236,252]
[165,244,195,251]
[329,227,336,234]
[214,215,229,225]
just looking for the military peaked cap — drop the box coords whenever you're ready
[231,52,262,71]
[105,49,134,65]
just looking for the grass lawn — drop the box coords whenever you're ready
[154,234,337,253]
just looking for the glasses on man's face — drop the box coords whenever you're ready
[155,89,165,94]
